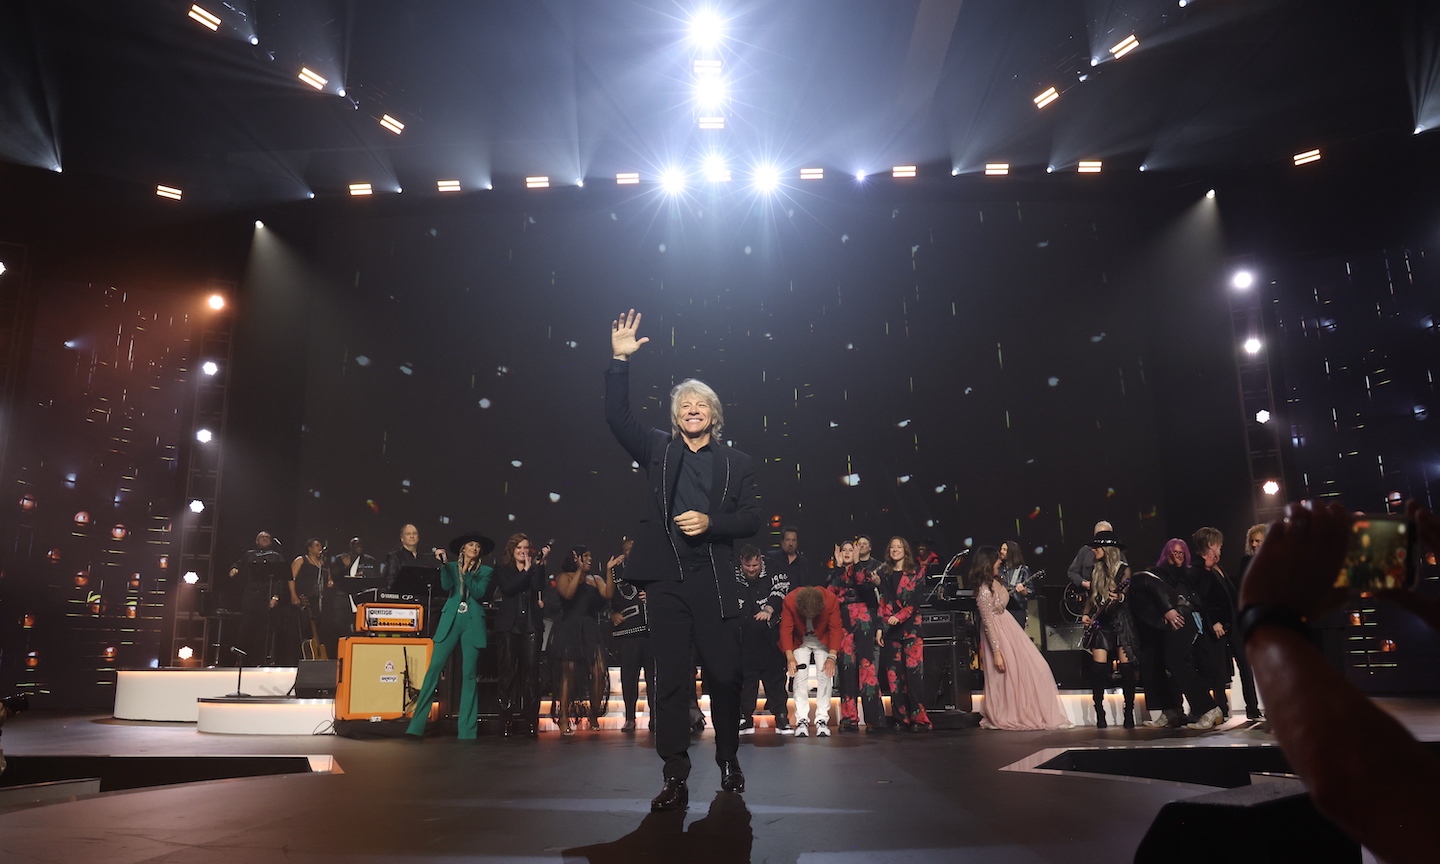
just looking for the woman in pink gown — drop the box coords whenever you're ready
[970,546,1070,730]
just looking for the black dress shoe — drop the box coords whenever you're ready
[651,777,689,811]
[720,761,745,793]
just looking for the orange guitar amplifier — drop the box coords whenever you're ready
[354,601,425,634]
[335,636,433,720]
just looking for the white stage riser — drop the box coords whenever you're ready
[196,698,337,735]
[115,668,301,722]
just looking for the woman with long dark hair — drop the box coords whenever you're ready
[547,546,615,733]
[969,545,1069,730]
[1080,531,1139,728]
[829,539,885,732]
[405,531,494,739]
[876,536,932,731]
[997,540,1033,629]
[491,533,548,736]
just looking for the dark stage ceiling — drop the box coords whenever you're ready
[1,0,1434,207]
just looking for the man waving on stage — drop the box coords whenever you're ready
[605,309,762,811]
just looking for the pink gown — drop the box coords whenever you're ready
[977,581,1070,730]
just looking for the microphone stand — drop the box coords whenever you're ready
[228,646,251,697]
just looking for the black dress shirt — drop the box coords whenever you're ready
[671,443,714,568]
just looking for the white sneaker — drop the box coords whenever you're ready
[1185,707,1224,730]
[815,720,830,738]
[793,721,810,737]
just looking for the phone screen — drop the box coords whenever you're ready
[1339,516,1415,592]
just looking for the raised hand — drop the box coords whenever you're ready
[611,309,651,360]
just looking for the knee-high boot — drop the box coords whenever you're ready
[1091,661,1110,728]
[1118,662,1136,728]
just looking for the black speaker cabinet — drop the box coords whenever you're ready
[1137,778,1358,863]
[294,659,338,698]
[921,640,973,711]
[1041,649,1089,689]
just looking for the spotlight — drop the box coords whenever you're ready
[984,163,1010,176]
[156,184,183,201]
[705,155,731,183]
[891,165,916,178]
[1293,148,1321,166]
[1139,164,1148,172]
[437,179,461,192]
[379,114,405,135]
[1255,409,1272,424]
[183,571,200,585]
[950,167,959,176]
[201,360,219,376]
[195,429,213,443]
[694,76,728,110]
[0,261,6,276]
[1231,271,1255,290]
[1206,189,1216,199]
[615,172,640,185]
[298,67,328,90]
[1417,126,1425,135]
[525,176,550,189]
[698,116,725,130]
[800,168,823,180]
[1033,86,1059,109]
[855,170,867,181]
[188,4,220,31]
[188,499,206,514]
[1077,161,1102,174]
[689,9,725,49]
[337,87,347,98]
[254,220,264,228]
[1046,165,1054,173]
[1243,337,1263,354]
[207,294,225,311]
[306,191,315,199]
[348,182,373,196]
[752,164,780,193]
[248,35,259,46]
[576,178,584,187]
[660,168,686,194]
[1109,34,1139,60]
[177,645,195,660]
[1261,480,1280,496]
[1179,0,1188,6]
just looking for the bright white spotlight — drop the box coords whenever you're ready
[1109,34,1139,60]
[950,167,959,176]
[201,360,219,376]
[188,5,220,31]
[195,429,213,443]
[1205,189,1216,199]
[1231,271,1255,290]
[1262,480,1280,496]
[249,35,259,45]
[379,114,405,135]
[177,645,195,660]
[752,165,780,193]
[1255,409,1272,424]
[0,262,6,276]
[156,184,182,201]
[689,9,725,48]
[1293,148,1321,166]
[855,170,867,181]
[306,191,315,199]
[337,87,347,98]
[694,76,728,110]
[1139,164,1148,172]
[183,571,200,585]
[1034,86,1059,109]
[1243,337,1263,355]
[705,155,731,183]
[660,168,686,194]
[254,220,264,228]
[188,499,206,514]
[207,294,226,311]
[298,67,327,90]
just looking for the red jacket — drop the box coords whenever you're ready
[779,587,844,654]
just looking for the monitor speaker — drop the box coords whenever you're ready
[294,659,337,698]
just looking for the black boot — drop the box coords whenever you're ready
[1118,662,1136,728]
[1091,661,1109,728]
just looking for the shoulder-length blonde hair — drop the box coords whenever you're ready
[1090,546,1123,605]
[670,379,724,439]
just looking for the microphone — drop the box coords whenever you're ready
[229,646,248,657]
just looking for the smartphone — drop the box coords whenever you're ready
[1338,515,1418,593]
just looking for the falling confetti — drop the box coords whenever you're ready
[934,484,947,493]
[355,355,371,366]
[399,364,413,376]
[511,460,522,467]
[842,473,860,486]
[1090,333,1106,343]
[1047,377,1060,387]
[896,419,911,427]
[479,398,492,409]
[548,492,561,502]
[897,475,911,483]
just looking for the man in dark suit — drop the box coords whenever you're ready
[606,309,762,812]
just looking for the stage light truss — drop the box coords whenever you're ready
[188,4,220,31]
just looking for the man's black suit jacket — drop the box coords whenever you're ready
[604,359,761,620]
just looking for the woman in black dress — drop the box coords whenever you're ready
[547,546,616,733]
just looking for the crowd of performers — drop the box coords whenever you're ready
[224,517,1263,738]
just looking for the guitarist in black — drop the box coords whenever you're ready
[998,540,1037,629]
[1078,531,1138,728]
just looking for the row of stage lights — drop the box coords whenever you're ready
[1227,267,1284,500]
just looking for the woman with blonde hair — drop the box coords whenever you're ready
[1080,530,1139,728]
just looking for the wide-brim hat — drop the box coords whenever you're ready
[1088,530,1125,550]
[448,531,496,558]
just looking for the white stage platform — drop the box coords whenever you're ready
[195,696,337,735]
[114,667,301,722]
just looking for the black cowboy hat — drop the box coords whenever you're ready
[1087,530,1125,550]
[448,531,496,558]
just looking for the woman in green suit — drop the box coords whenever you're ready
[406,531,494,739]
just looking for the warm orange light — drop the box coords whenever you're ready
[208,294,226,310]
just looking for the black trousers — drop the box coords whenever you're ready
[740,664,787,723]
[236,585,272,665]
[1222,631,1260,712]
[616,636,656,722]
[497,630,543,730]
[647,567,742,781]
[1161,626,1216,717]
[1137,627,1174,713]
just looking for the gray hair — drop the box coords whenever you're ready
[670,378,724,439]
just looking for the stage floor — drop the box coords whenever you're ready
[3,699,1435,863]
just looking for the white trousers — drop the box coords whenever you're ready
[791,636,834,724]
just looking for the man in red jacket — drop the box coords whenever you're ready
[780,586,844,737]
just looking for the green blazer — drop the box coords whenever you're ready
[432,561,493,646]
